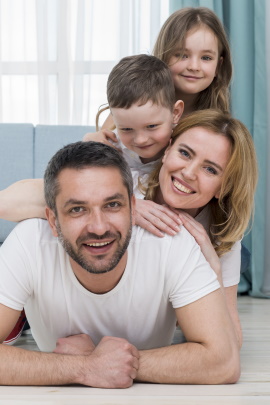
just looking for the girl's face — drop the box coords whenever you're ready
[168,26,221,98]
[158,127,231,217]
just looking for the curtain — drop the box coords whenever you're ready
[0,0,169,125]
[169,0,269,298]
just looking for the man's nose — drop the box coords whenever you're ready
[85,210,110,236]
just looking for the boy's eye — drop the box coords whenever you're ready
[120,128,132,132]
[147,124,158,129]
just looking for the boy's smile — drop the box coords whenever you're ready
[111,100,183,163]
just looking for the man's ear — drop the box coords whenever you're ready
[131,195,136,226]
[215,56,223,77]
[173,100,184,125]
[45,206,59,237]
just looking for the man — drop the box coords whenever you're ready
[0,141,240,387]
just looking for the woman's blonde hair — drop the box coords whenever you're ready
[153,7,232,113]
[145,109,258,256]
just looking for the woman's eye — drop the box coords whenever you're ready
[205,166,217,175]
[179,149,190,158]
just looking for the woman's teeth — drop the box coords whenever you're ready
[173,179,193,194]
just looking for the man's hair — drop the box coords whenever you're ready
[44,141,133,213]
[107,54,176,111]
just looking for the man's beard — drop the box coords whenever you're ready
[56,221,132,274]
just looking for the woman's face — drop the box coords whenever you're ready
[158,126,231,217]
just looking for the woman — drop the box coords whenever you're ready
[0,110,258,347]
[137,109,257,346]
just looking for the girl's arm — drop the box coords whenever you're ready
[0,179,46,222]
[177,211,242,348]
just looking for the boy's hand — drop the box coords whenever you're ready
[135,199,182,237]
[83,129,120,149]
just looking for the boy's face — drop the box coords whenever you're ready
[111,101,183,163]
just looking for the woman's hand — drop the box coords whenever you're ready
[178,211,222,284]
[135,199,182,237]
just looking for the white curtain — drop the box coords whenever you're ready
[0,0,169,125]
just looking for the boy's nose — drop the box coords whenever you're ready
[134,131,148,146]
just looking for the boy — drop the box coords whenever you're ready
[83,54,184,236]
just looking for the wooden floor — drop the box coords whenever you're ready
[0,296,269,404]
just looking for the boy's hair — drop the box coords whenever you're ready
[107,54,176,111]
[44,141,133,213]
[153,7,232,112]
[145,109,258,257]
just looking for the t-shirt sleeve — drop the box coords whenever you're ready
[0,221,36,310]
[220,240,241,287]
[165,229,220,309]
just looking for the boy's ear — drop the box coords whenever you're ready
[173,100,184,125]
[215,56,223,77]
[45,207,59,237]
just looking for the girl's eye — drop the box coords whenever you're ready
[205,166,218,175]
[179,149,190,158]
[181,54,188,59]
[202,56,212,61]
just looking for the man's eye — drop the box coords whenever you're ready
[106,202,121,209]
[70,207,84,213]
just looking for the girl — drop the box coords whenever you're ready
[97,6,232,133]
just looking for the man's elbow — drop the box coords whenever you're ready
[213,345,241,384]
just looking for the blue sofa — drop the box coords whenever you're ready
[0,124,95,243]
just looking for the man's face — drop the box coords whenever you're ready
[46,166,134,275]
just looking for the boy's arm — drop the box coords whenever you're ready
[135,199,182,237]
[0,304,139,387]
[137,289,240,384]
[0,179,46,222]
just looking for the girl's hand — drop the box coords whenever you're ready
[83,129,119,149]
[135,199,182,237]
[177,211,222,283]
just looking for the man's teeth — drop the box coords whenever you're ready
[86,242,111,247]
[173,179,193,194]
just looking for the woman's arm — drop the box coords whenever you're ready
[177,211,242,347]
[0,179,46,222]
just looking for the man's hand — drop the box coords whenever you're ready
[135,199,182,237]
[79,336,140,388]
[54,334,95,356]
[83,129,119,149]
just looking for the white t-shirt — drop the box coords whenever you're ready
[0,219,219,352]
[110,131,160,198]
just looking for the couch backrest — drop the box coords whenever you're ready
[0,124,95,243]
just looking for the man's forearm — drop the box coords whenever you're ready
[137,341,240,385]
[0,344,83,386]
